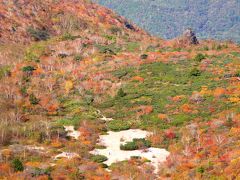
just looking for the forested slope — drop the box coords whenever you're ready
[96,0,240,42]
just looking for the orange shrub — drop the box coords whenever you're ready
[25,161,41,168]
[139,105,153,115]
[158,113,168,120]
[172,95,184,102]
[181,104,192,113]
[0,163,11,175]
[37,175,49,180]
[213,87,226,97]
[132,76,144,82]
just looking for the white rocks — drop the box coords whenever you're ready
[64,126,81,140]
[91,129,169,173]
[25,146,45,151]
[97,110,114,121]
[54,152,79,160]
[100,117,114,121]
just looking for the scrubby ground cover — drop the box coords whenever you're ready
[0,0,240,179]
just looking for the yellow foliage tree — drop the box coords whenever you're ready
[65,80,73,94]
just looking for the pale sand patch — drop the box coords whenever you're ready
[91,129,169,173]
[52,126,81,161]
[64,126,81,140]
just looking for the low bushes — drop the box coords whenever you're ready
[194,53,206,62]
[29,94,40,105]
[96,44,121,55]
[27,27,50,41]
[140,54,148,60]
[22,66,36,73]
[91,155,108,163]
[117,88,127,97]
[74,54,83,62]
[61,33,80,41]
[0,66,10,79]
[107,120,131,131]
[11,158,24,172]
[120,138,151,151]
[190,68,201,76]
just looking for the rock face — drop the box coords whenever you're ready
[183,28,199,45]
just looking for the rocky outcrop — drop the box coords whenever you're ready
[183,28,199,45]
[175,28,199,46]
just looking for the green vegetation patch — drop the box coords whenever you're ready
[120,138,151,151]
[107,120,131,131]
[90,155,108,163]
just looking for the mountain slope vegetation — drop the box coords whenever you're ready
[0,0,146,44]
[0,0,240,179]
[96,0,240,42]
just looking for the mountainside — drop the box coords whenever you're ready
[0,0,240,179]
[0,0,147,44]
[95,0,240,42]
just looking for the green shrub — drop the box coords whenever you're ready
[104,35,116,41]
[0,125,12,145]
[190,68,201,76]
[146,45,156,52]
[197,166,205,174]
[91,155,108,163]
[22,66,36,73]
[101,163,108,168]
[112,69,129,79]
[235,70,240,77]
[171,114,190,126]
[140,54,148,60]
[130,156,141,159]
[107,120,130,131]
[27,27,50,41]
[194,53,206,62]
[58,53,68,59]
[96,44,120,55]
[37,132,46,143]
[31,167,51,177]
[74,54,83,62]
[120,141,137,150]
[95,145,107,149]
[61,33,80,41]
[117,88,126,97]
[127,42,139,52]
[25,52,40,62]
[203,46,209,51]
[120,138,151,151]
[11,158,24,172]
[29,94,40,105]
[0,66,10,79]
[110,26,121,34]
